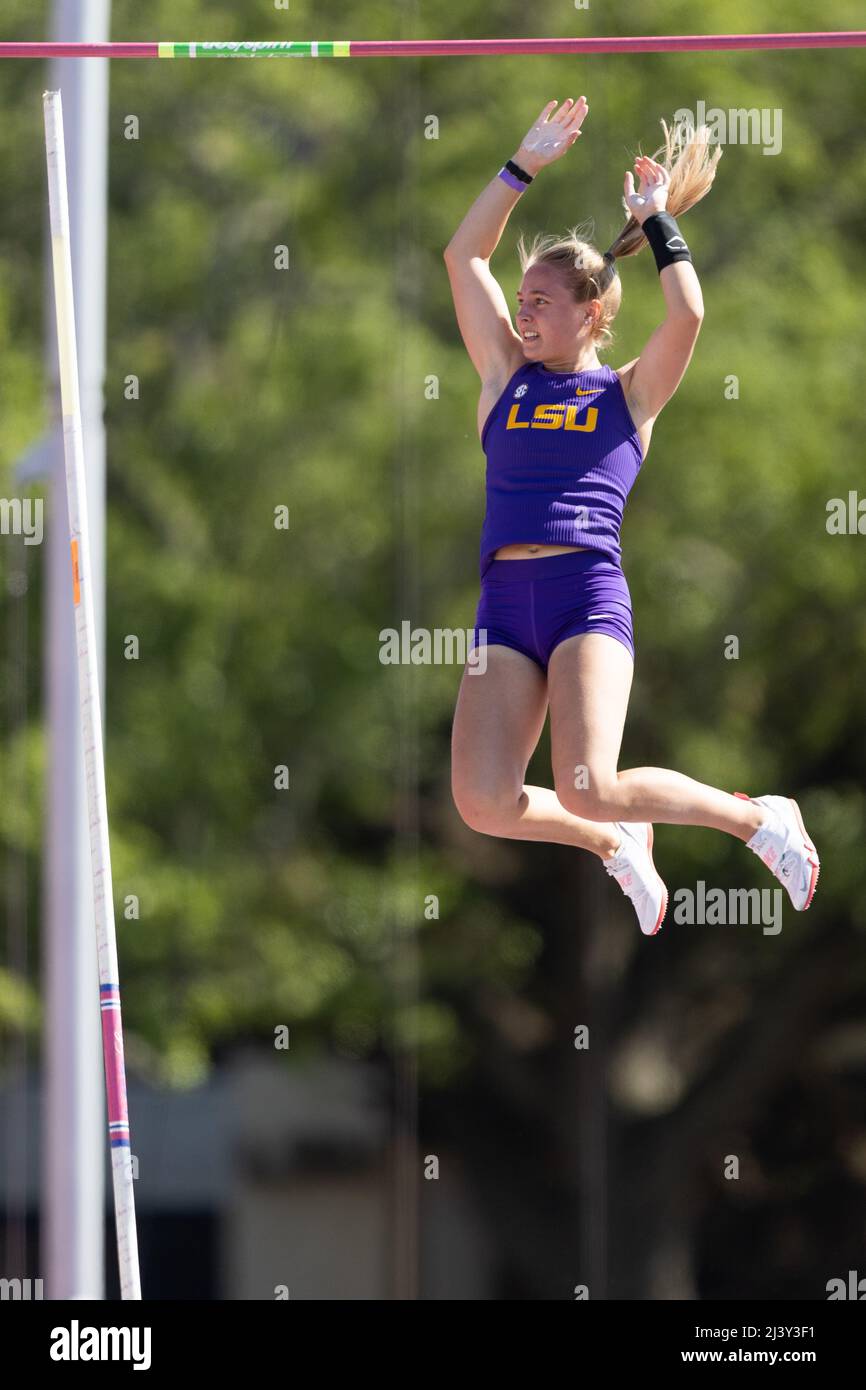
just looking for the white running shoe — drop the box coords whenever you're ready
[736,792,820,911]
[603,822,668,936]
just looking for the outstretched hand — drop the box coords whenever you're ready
[516,97,588,174]
[624,155,670,224]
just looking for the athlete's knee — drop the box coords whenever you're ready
[452,781,520,835]
[555,768,619,820]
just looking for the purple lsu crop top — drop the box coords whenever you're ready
[479,361,644,577]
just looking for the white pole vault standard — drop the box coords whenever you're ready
[43,89,141,1302]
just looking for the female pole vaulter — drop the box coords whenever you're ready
[444,97,819,934]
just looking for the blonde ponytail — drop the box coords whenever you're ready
[606,118,722,260]
[515,117,722,352]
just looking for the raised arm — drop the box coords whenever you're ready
[443,99,589,384]
[621,155,705,421]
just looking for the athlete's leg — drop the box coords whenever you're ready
[547,633,765,839]
[451,644,621,858]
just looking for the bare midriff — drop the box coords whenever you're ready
[491,543,591,560]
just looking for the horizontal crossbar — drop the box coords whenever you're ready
[2,33,866,59]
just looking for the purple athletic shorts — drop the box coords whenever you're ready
[471,549,634,671]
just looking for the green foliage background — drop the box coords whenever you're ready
[0,0,865,1296]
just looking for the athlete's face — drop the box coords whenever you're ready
[515,264,596,358]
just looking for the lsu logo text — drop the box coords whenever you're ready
[506,402,599,433]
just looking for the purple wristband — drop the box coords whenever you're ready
[498,166,528,193]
